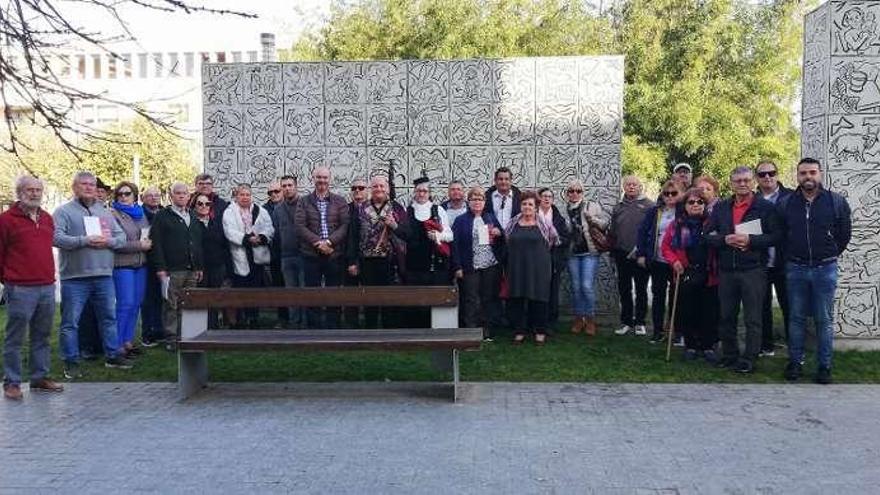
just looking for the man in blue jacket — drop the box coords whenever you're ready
[705,166,780,373]
[778,158,851,384]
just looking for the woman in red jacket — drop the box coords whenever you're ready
[661,188,720,364]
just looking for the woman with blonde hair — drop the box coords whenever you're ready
[564,179,609,336]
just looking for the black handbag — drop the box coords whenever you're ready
[680,264,707,288]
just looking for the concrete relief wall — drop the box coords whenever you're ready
[803,1,880,340]
[202,56,623,313]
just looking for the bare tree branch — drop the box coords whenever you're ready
[0,0,254,171]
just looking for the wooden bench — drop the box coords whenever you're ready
[177,286,482,401]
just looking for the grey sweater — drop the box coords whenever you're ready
[111,209,150,268]
[272,197,300,258]
[53,199,126,280]
[610,195,655,253]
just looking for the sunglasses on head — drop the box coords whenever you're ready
[687,199,705,205]
[351,185,366,191]
[268,189,281,194]
[196,201,212,207]
[757,170,777,178]
[663,190,679,197]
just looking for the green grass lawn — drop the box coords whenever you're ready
[2,307,878,383]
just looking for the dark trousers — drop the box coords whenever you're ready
[548,260,564,326]
[342,269,361,328]
[140,269,164,341]
[673,283,719,351]
[270,260,289,324]
[762,265,789,350]
[719,268,766,364]
[405,270,450,328]
[361,257,393,329]
[303,255,343,328]
[508,297,549,335]
[649,261,672,336]
[231,266,265,324]
[202,264,227,328]
[614,250,649,326]
[461,264,502,337]
[77,302,102,357]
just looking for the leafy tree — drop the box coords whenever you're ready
[288,0,806,188]
[0,118,195,202]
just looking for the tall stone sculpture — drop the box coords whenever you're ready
[202,56,623,313]
[803,1,880,345]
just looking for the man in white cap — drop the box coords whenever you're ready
[672,163,693,188]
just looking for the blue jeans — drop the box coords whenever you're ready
[786,261,838,369]
[3,284,55,385]
[113,267,147,348]
[568,254,600,317]
[281,256,304,326]
[59,276,121,363]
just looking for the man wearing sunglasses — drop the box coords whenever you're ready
[755,161,793,358]
[705,166,780,374]
[343,178,369,327]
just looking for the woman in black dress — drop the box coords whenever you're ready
[504,191,559,345]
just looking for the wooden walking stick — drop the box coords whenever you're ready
[666,271,682,362]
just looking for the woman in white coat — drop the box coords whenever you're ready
[222,184,274,327]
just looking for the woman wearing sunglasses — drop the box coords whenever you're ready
[564,180,607,336]
[635,179,685,343]
[193,193,234,328]
[110,181,152,357]
[661,188,719,363]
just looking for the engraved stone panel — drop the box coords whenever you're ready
[244,105,283,147]
[802,2,880,340]
[366,61,407,104]
[326,105,366,147]
[283,106,323,147]
[203,55,623,313]
[283,63,323,104]
[367,105,407,146]
[204,106,244,147]
[326,62,365,104]
[409,61,449,103]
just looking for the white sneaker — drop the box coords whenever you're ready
[634,325,647,336]
[673,336,685,347]
[614,325,632,336]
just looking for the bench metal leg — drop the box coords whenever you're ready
[452,349,460,403]
[179,351,208,399]
[430,349,460,402]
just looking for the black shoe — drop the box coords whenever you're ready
[784,362,802,382]
[104,356,134,369]
[63,362,83,380]
[814,367,832,385]
[649,334,665,344]
[733,360,754,374]
[716,357,738,369]
[141,338,160,348]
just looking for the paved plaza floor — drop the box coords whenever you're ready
[1,382,878,494]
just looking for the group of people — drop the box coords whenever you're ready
[0,156,852,400]
[612,160,851,384]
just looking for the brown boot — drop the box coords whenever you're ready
[570,317,584,334]
[3,384,22,401]
[584,317,597,336]
[30,378,64,393]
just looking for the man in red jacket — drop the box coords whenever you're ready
[0,176,64,400]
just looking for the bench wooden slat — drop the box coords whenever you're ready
[178,328,483,352]
[181,286,459,309]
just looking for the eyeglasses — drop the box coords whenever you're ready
[117,191,133,197]
[350,186,366,191]
[196,181,213,186]
[757,170,777,178]
[732,178,752,184]
[567,189,583,194]
[196,201,212,207]
[469,197,486,202]
[663,190,679,197]
[268,189,281,194]
[686,199,705,205]
[415,188,429,193]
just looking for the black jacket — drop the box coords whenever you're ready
[195,215,232,277]
[546,205,571,268]
[705,194,780,272]
[777,187,851,266]
[149,206,204,272]
[485,185,521,221]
